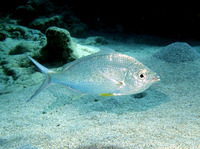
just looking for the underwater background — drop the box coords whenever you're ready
[0,1,200,148]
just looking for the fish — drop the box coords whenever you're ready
[26,50,160,102]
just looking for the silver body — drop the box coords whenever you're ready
[27,50,160,101]
[52,51,160,95]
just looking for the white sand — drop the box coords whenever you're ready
[0,36,200,148]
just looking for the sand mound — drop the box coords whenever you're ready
[154,42,200,63]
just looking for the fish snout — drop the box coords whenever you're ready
[153,75,160,82]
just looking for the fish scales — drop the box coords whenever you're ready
[62,54,135,87]
[54,54,131,93]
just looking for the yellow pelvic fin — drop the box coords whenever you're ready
[99,93,115,97]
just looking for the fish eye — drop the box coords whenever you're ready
[137,70,146,80]
[139,73,145,79]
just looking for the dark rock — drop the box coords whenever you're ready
[2,65,18,80]
[0,23,46,42]
[29,15,65,33]
[0,31,7,41]
[68,22,88,37]
[14,0,88,37]
[42,26,72,62]
[42,26,99,62]
[0,24,47,88]
[29,14,88,37]
[45,26,72,49]
[9,42,31,55]
[15,0,53,25]
[85,36,109,45]
[154,42,200,63]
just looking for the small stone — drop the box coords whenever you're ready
[94,99,99,102]
[42,111,47,114]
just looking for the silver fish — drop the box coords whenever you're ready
[26,50,160,101]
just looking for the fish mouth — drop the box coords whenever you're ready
[152,76,160,82]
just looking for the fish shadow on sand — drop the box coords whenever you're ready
[45,87,169,114]
[78,89,169,114]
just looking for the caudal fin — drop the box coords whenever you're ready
[26,54,55,102]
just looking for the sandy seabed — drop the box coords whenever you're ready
[0,36,200,148]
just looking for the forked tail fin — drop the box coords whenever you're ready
[26,54,55,102]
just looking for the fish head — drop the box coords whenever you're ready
[126,66,160,94]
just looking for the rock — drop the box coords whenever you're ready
[15,0,54,25]
[2,64,18,80]
[15,4,38,24]
[29,14,88,37]
[85,36,109,45]
[70,44,100,59]
[2,23,26,39]
[29,15,65,33]
[0,31,7,41]
[42,26,100,62]
[14,0,87,37]
[9,42,32,55]
[153,42,200,63]
[0,23,47,59]
[42,26,72,62]
[0,23,47,42]
[0,23,47,90]
[68,22,88,37]
[45,26,71,49]
[0,24,99,93]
